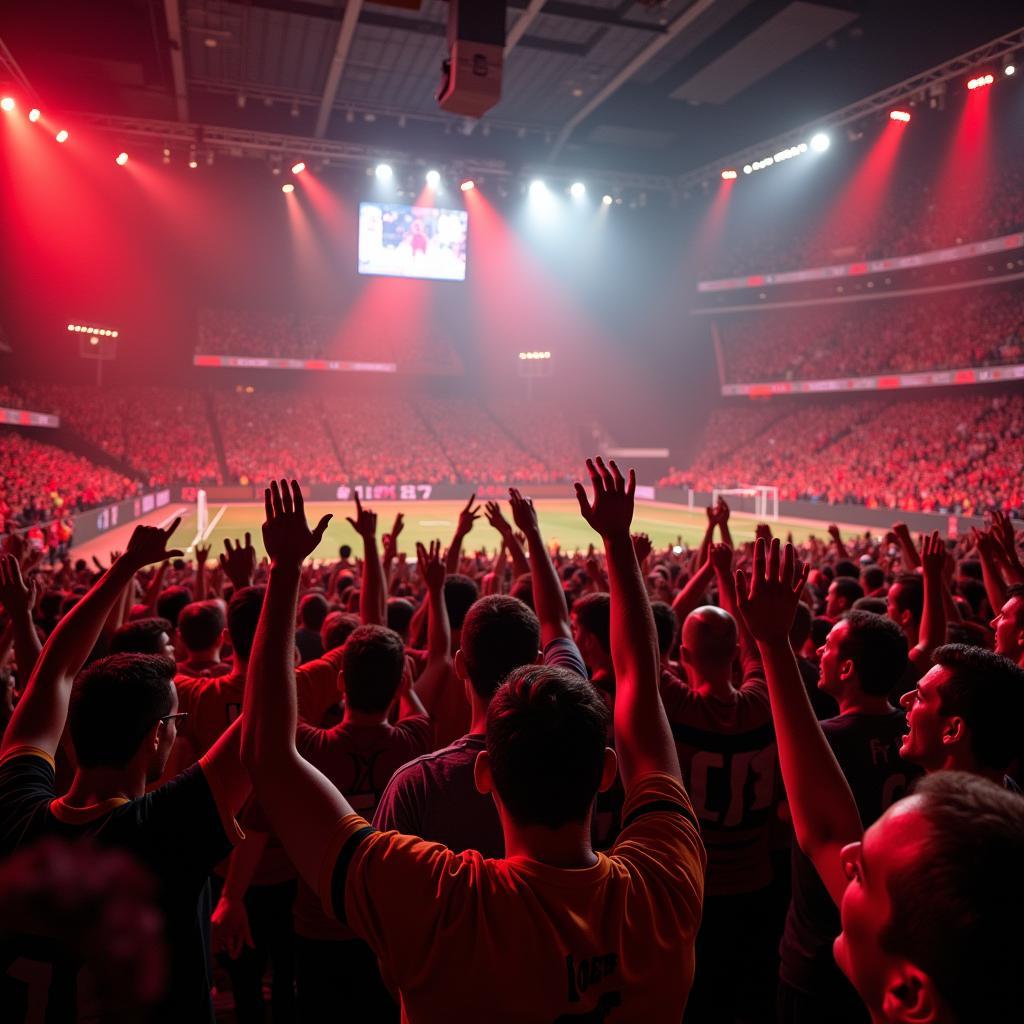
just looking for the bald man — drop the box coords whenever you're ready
[661,604,779,1024]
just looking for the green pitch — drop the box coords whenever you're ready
[167,499,857,562]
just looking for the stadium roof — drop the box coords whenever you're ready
[2,1,1021,175]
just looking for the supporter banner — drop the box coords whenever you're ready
[1,406,60,427]
[194,354,398,373]
[70,490,172,547]
[721,362,1024,397]
[697,231,1024,293]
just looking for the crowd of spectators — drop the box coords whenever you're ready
[198,309,463,375]
[662,392,1024,515]
[488,399,587,480]
[0,431,138,530]
[718,285,1024,383]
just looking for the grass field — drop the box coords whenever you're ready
[93,499,861,564]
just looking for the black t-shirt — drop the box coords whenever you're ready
[797,656,839,721]
[779,709,921,1001]
[0,749,238,1023]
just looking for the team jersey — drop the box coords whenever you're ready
[0,745,242,1023]
[325,772,705,1023]
[661,651,777,896]
[292,714,431,940]
[779,709,920,999]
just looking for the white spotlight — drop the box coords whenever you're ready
[601,194,613,206]
[810,132,831,152]
[375,163,393,181]
[529,179,548,199]
[570,181,586,199]
[426,169,441,188]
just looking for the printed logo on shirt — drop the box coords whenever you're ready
[564,951,618,1004]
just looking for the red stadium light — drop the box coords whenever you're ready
[28,107,40,122]
[115,152,128,166]
[291,161,306,174]
[721,169,738,180]
[967,73,994,90]
[460,179,475,192]
[889,110,911,123]
[1,97,15,112]
[55,129,69,143]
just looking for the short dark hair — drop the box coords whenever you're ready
[810,616,833,649]
[339,544,352,559]
[883,772,1024,1023]
[573,593,611,654]
[650,601,678,658]
[69,654,176,768]
[177,601,225,653]
[386,598,416,639]
[891,574,923,621]
[321,611,360,652]
[444,574,480,630]
[155,585,192,629]
[342,625,406,714]
[460,596,541,701]
[1006,582,1024,603]
[834,559,859,579]
[835,611,909,696]
[110,617,173,656]
[830,577,864,608]
[509,574,534,610]
[486,665,610,829]
[299,592,329,631]
[860,564,885,592]
[227,586,266,661]
[851,596,888,616]
[933,644,1024,772]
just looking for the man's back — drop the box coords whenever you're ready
[335,773,704,1023]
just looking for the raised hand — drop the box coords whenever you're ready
[919,530,946,578]
[383,511,405,557]
[508,488,540,536]
[484,500,513,537]
[416,540,446,592]
[827,524,841,541]
[262,479,332,567]
[755,523,773,543]
[124,518,184,569]
[575,457,635,539]
[195,543,211,566]
[632,532,653,564]
[709,542,733,576]
[345,493,377,541]
[735,537,809,645]
[991,510,1023,569]
[219,534,257,589]
[2,531,28,566]
[0,555,36,619]
[716,497,730,525]
[456,494,481,536]
[211,896,254,961]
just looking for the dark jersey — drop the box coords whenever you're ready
[0,746,240,1023]
[779,710,921,998]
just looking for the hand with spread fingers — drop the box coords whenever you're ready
[735,537,810,645]
[262,479,332,567]
[574,456,636,539]
[219,534,257,589]
[124,518,185,569]
[345,493,377,542]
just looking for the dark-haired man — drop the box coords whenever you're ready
[176,600,231,679]
[825,577,864,622]
[0,527,251,1024]
[110,615,176,659]
[375,488,585,857]
[242,470,705,1021]
[991,582,1024,667]
[779,612,922,1023]
[737,537,1024,1024]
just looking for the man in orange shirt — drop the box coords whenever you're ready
[241,469,705,1023]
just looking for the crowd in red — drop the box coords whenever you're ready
[661,392,1024,515]
[198,309,463,375]
[718,285,1024,383]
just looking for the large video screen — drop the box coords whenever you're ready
[358,202,468,281]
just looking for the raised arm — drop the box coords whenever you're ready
[509,488,572,647]
[1,520,183,759]
[381,512,404,589]
[0,557,43,683]
[736,538,861,906]
[576,458,680,787]
[672,556,715,627]
[445,493,480,575]
[240,480,352,893]
[709,543,757,664]
[827,524,848,560]
[347,495,385,626]
[219,534,257,591]
[194,543,211,601]
[484,501,530,578]
[911,531,947,669]
[407,541,452,719]
[992,510,1024,585]
[892,522,922,572]
[973,527,1009,616]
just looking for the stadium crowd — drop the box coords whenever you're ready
[1,465,1022,1024]
[718,285,1024,383]
[661,392,1024,516]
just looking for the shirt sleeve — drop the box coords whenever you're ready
[543,636,588,680]
[296,646,346,724]
[0,747,57,857]
[371,761,426,837]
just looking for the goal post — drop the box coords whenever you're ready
[711,485,779,521]
[196,488,209,538]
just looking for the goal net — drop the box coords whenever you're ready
[711,485,779,521]
[196,488,209,538]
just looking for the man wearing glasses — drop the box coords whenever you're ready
[0,522,252,1024]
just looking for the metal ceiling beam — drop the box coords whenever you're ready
[162,0,190,122]
[506,0,548,56]
[675,23,1024,190]
[314,0,363,138]
[549,0,718,160]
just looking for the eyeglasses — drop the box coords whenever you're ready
[159,712,189,727]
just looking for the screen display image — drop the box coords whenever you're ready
[358,202,469,281]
